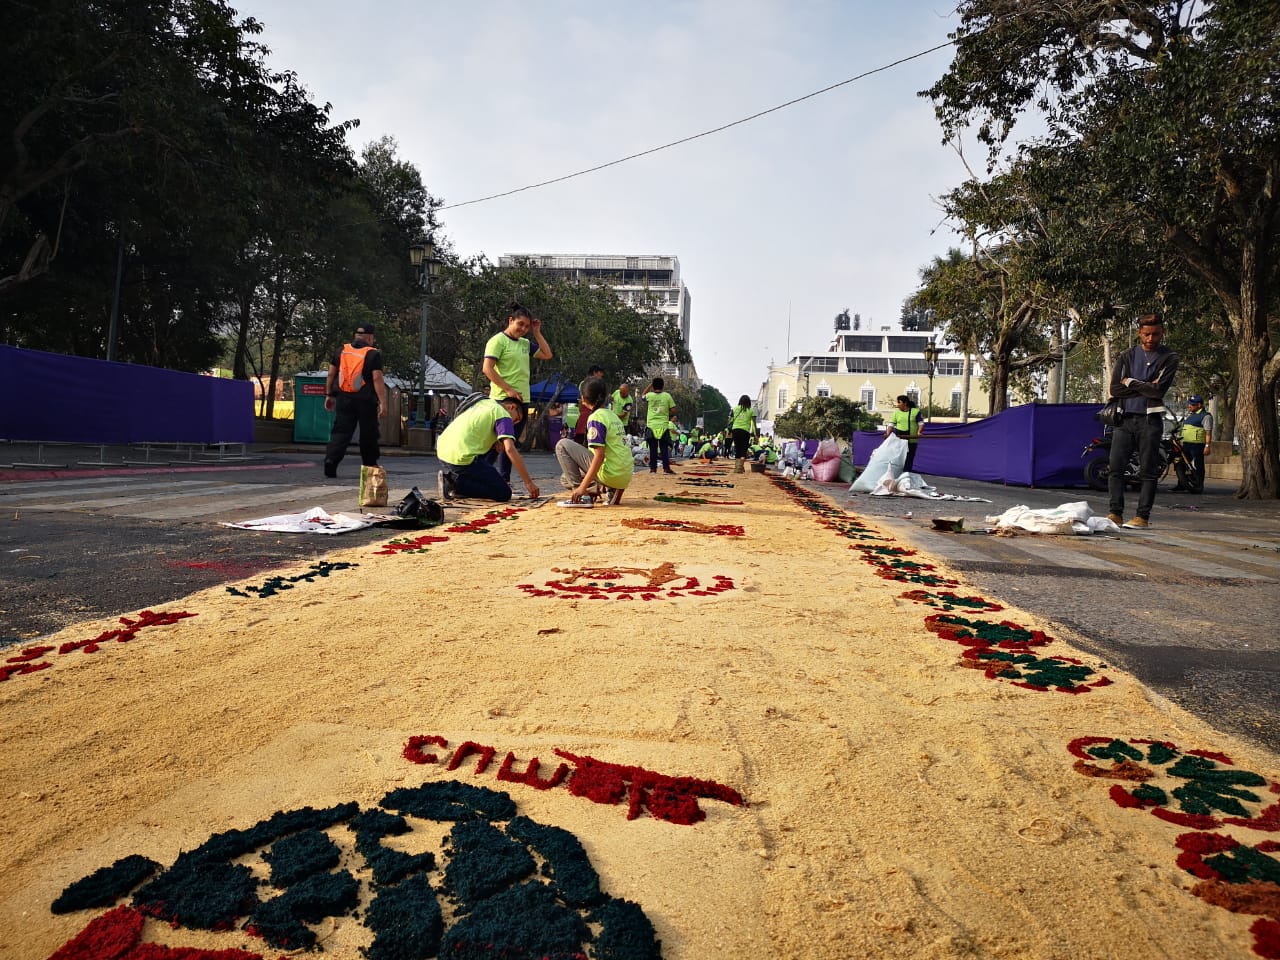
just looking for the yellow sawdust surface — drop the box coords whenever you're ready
[1,468,1277,959]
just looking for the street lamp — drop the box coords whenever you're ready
[922,338,941,418]
[408,239,441,426]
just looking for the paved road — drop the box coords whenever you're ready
[2,443,1277,755]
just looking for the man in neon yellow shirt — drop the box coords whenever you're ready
[436,396,540,502]
[641,377,677,474]
[610,383,633,425]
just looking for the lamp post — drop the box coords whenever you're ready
[922,338,941,419]
[408,239,441,426]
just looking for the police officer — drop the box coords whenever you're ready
[323,323,387,478]
[1174,395,1213,494]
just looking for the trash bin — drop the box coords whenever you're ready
[293,375,333,443]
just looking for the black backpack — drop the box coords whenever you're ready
[386,486,444,528]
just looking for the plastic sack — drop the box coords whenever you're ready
[850,434,908,493]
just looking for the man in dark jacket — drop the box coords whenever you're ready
[1107,313,1178,529]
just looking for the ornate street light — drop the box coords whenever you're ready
[409,239,441,426]
[922,338,942,418]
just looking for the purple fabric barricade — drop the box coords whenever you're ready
[851,403,1103,488]
[0,345,254,444]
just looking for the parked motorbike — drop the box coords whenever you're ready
[1081,425,1195,492]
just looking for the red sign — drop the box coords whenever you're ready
[300,383,328,396]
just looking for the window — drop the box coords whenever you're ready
[891,358,933,375]
[843,336,884,352]
[801,356,838,373]
[861,387,875,409]
[950,389,962,413]
[906,387,920,406]
[937,360,965,376]
[816,383,831,398]
[777,387,788,411]
[846,357,889,373]
[887,336,931,353]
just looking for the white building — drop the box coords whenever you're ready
[499,253,695,382]
[760,325,987,426]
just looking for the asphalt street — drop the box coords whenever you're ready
[2,441,1277,756]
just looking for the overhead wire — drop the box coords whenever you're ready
[438,38,957,212]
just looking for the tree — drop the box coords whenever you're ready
[698,385,733,434]
[774,395,880,441]
[925,0,1280,497]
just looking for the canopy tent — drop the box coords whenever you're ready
[299,356,474,397]
[529,377,579,403]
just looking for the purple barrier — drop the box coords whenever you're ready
[852,402,1103,488]
[0,345,254,444]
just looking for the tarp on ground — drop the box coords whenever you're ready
[221,506,390,534]
[851,402,1102,487]
[0,345,252,444]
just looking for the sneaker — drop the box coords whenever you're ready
[1122,516,1149,529]
[437,470,457,501]
[1106,513,1123,526]
[662,467,676,474]
[323,461,338,479]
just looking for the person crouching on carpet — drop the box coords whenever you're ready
[555,377,632,506]
[436,396,540,502]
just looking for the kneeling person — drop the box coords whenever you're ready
[557,377,632,505]
[437,396,540,502]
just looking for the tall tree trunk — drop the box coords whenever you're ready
[1230,306,1279,498]
[1046,317,1063,403]
[232,285,253,381]
[960,348,972,423]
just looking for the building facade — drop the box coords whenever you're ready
[499,253,695,382]
[760,328,988,428]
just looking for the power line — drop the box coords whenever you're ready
[439,39,956,212]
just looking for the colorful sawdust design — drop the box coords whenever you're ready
[1175,832,1280,959]
[1067,737,1280,958]
[1068,737,1280,832]
[373,534,450,556]
[1,610,196,683]
[676,478,735,488]
[517,562,736,601]
[403,734,745,826]
[225,561,357,599]
[445,507,526,535]
[620,517,744,537]
[899,589,1005,613]
[653,493,743,506]
[927,613,1110,693]
[48,786,664,959]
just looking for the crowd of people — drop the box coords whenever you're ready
[418,302,771,505]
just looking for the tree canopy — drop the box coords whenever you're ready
[924,0,1280,497]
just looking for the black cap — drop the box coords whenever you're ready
[355,323,375,335]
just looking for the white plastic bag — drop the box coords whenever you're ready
[851,434,908,493]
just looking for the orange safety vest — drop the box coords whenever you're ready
[337,344,374,394]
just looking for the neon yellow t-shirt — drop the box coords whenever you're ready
[586,408,633,490]
[644,391,675,438]
[436,399,516,466]
[484,331,532,401]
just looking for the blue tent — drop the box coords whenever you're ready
[529,377,579,403]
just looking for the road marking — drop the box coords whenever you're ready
[127,485,355,520]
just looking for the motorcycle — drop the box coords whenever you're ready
[1081,424,1196,492]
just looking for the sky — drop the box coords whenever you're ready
[241,0,972,394]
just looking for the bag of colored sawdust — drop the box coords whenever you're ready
[359,465,388,507]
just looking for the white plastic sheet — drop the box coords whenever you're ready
[985,502,1120,535]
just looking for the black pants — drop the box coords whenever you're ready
[1108,412,1161,519]
[325,393,380,469]
[732,429,751,459]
